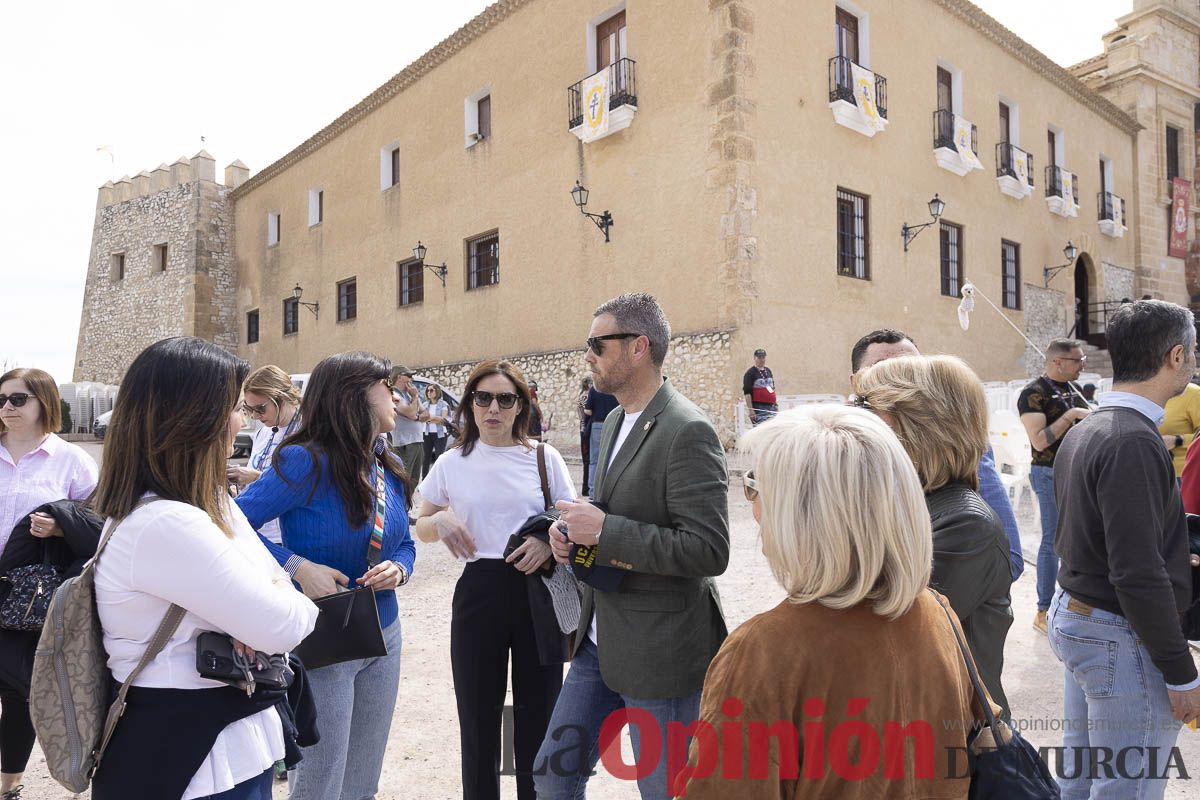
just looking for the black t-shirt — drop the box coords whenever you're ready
[1016,376,1089,466]
[742,366,777,406]
[584,388,619,423]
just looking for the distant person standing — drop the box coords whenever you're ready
[583,385,618,491]
[742,348,777,425]
[390,366,426,481]
[576,376,593,495]
[421,384,451,479]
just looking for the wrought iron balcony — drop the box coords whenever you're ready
[995,143,1034,186]
[567,58,638,133]
[933,109,976,153]
[1098,191,1126,237]
[1045,166,1079,204]
[827,56,888,120]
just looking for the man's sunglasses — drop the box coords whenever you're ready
[0,393,35,409]
[586,333,640,355]
[472,390,519,409]
[242,401,270,416]
[743,470,759,502]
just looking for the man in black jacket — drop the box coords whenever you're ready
[1051,299,1200,799]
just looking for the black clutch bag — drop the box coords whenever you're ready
[293,585,387,670]
[195,631,293,692]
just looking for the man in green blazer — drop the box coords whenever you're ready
[534,292,730,800]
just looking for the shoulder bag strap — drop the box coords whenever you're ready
[930,589,1001,733]
[537,444,552,511]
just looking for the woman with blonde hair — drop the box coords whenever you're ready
[854,354,1013,718]
[681,405,987,798]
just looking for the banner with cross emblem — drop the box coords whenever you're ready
[581,70,610,142]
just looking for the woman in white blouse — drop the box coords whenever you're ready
[420,383,451,479]
[415,360,576,800]
[90,338,317,800]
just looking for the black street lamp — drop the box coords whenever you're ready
[571,181,614,243]
[413,241,448,287]
[292,284,319,319]
[1042,241,1079,287]
[901,194,946,252]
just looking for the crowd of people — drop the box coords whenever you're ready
[0,293,1198,799]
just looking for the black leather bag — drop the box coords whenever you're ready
[195,631,293,692]
[934,591,1060,799]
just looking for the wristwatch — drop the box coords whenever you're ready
[1175,435,1184,449]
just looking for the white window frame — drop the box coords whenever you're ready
[267,211,281,247]
[379,141,400,192]
[586,1,627,74]
[834,0,871,68]
[464,86,492,149]
[936,58,963,114]
[308,187,324,227]
[998,95,1020,146]
[1048,124,1065,166]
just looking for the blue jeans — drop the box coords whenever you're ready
[1047,588,1182,799]
[587,421,605,486]
[1030,464,1059,610]
[289,620,402,800]
[197,768,272,800]
[532,639,702,800]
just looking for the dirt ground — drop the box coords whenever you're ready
[19,447,1200,798]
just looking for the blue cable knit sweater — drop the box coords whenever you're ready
[236,444,415,628]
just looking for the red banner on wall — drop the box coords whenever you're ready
[1169,177,1191,259]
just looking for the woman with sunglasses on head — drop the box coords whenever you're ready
[414,360,576,800]
[0,368,99,800]
[226,366,302,543]
[235,352,415,800]
[89,338,318,800]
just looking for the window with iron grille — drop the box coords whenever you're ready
[939,221,963,297]
[337,278,357,322]
[398,259,424,306]
[1001,240,1020,310]
[283,298,299,335]
[246,309,259,344]
[836,188,869,280]
[467,232,499,290]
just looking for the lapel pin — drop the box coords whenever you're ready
[644,419,654,432]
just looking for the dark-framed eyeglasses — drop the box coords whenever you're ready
[241,401,269,416]
[586,333,640,355]
[472,390,519,409]
[383,375,397,390]
[848,394,873,409]
[0,393,35,409]
[743,470,759,502]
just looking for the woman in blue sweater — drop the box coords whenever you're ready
[237,351,415,800]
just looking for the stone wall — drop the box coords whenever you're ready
[414,329,737,450]
[1021,283,1067,376]
[1103,262,1135,303]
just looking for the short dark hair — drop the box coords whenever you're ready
[1107,300,1195,383]
[851,329,916,373]
[593,293,672,366]
[1045,338,1081,358]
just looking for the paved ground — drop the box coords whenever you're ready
[19,443,1199,797]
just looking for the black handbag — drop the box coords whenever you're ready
[934,591,1060,798]
[292,461,390,670]
[0,548,62,631]
[195,631,293,693]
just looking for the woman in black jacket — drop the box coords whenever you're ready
[854,354,1014,718]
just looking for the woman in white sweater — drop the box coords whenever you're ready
[90,337,318,800]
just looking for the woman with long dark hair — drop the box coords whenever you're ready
[90,337,318,800]
[415,360,575,800]
[236,351,415,800]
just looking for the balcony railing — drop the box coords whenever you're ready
[933,109,976,153]
[995,142,1034,187]
[1045,166,1079,204]
[568,58,638,130]
[827,56,888,119]
[1098,191,1125,225]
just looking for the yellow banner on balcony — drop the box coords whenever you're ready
[850,63,885,131]
[1012,147,1029,186]
[953,115,983,171]
[1061,170,1074,204]
[580,70,610,142]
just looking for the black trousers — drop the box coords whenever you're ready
[423,433,447,479]
[451,560,563,800]
[580,429,591,496]
[0,689,34,775]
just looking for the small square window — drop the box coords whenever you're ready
[283,297,299,335]
[246,309,260,344]
[1001,240,1020,310]
[939,221,963,297]
[309,188,324,226]
[337,278,357,322]
[268,212,281,246]
[399,259,424,306]
[467,232,499,290]
[153,243,168,272]
[111,252,125,281]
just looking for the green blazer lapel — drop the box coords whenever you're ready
[591,408,623,498]
[598,380,676,504]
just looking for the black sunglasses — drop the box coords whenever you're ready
[241,401,269,416]
[472,390,519,409]
[0,393,35,409]
[586,333,640,355]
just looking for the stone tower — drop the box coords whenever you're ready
[73,152,248,383]
[1071,0,1200,305]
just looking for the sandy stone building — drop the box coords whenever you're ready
[75,0,1199,441]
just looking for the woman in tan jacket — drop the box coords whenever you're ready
[679,405,989,799]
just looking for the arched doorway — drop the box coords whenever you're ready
[1074,256,1092,340]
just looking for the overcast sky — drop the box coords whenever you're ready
[0,0,1133,383]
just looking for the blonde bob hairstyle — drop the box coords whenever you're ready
[853,354,989,493]
[739,405,933,619]
[243,365,302,410]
